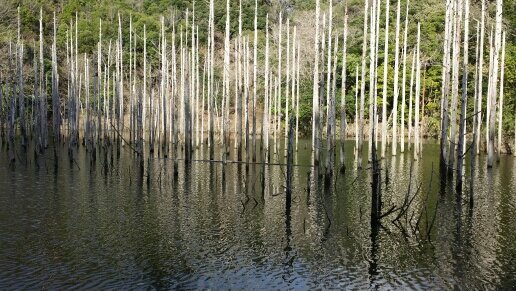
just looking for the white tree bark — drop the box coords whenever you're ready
[392,0,401,156]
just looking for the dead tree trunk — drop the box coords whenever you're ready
[340,4,348,171]
[457,0,469,191]
[392,0,401,156]
[358,0,369,169]
[440,0,453,174]
[313,0,321,166]
[497,31,506,160]
[401,1,409,153]
[476,0,486,155]
[381,0,390,159]
[487,0,503,168]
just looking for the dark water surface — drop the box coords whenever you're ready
[0,140,515,289]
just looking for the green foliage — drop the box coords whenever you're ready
[0,0,515,141]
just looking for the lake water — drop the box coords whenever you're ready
[0,140,515,289]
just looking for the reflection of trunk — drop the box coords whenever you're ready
[369,124,380,283]
[368,212,380,283]
[286,118,294,205]
[371,128,381,222]
[284,125,295,256]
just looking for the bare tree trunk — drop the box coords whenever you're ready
[277,12,283,156]
[290,28,296,153]
[39,8,47,150]
[476,0,486,155]
[313,0,321,166]
[201,56,206,146]
[16,8,26,147]
[263,14,270,162]
[143,25,147,146]
[457,0,469,191]
[252,0,258,160]
[486,28,493,155]
[284,18,290,155]
[414,23,421,161]
[236,1,243,159]
[355,66,359,157]
[401,1,409,153]
[326,35,338,177]
[381,0,390,159]
[408,50,415,150]
[488,0,503,168]
[358,0,369,169]
[208,0,214,158]
[448,0,463,173]
[369,0,378,163]
[440,0,453,172]
[325,3,333,148]
[8,41,16,163]
[497,31,505,159]
[340,4,348,170]
[392,0,401,156]
[295,39,300,153]
[223,0,230,164]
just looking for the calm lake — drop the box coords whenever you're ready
[0,140,515,289]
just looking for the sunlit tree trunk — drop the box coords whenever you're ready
[340,4,348,169]
[252,0,258,160]
[358,0,369,169]
[408,50,415,151]
[400,1,409,153]
[440,0,453,171]
[223,0,231,164]
[414,23,421,161]
[448,0,463,174]
[313,0,321,166]
[326,35,338,177]
[369,0,378,162]
[392,0,401,156]
[381,0,390,159]
[476,0,486,155]
[457,0,469,190]
[263,15,270,162]
[488,0,503,168]
[496,31,505,160]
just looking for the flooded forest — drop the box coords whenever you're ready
[0,0,515,289]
